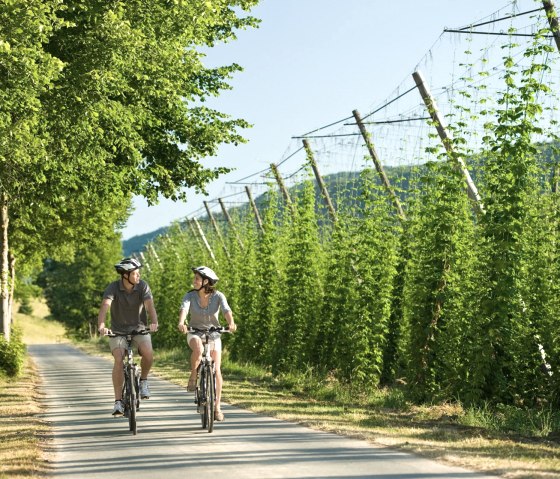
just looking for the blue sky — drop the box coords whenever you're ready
[122,0,541,239]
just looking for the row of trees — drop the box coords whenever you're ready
[0,0,259,342]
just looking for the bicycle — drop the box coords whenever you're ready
[107,330,149,435]
[187,326,229,433]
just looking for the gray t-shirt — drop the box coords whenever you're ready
[180,290,231,333]
[103,279,153,333]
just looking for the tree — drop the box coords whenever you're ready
[0,0,65,340]
[0,0,259,340]
[39,233,123,337]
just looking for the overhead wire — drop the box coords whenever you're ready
[189,0,557,219]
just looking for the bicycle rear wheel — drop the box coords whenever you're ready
[134,368,141,411]
[206,365,215,433]
[127,368,137,435]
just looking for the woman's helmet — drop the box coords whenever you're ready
[115,258,142,275]
[192,266,219,285]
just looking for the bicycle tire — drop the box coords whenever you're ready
[127,367,137,435]
[206,365,215,433]
[200,367,208,429]
[134,368,141,411]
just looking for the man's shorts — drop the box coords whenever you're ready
[187,333,222,352]
[109,333,152,353]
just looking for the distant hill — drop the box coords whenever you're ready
[123,141,559,256]
[122,226,170,257]
[121,165,416,256]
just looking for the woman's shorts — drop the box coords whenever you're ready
[109,333,152,353]
[187,333,222,352]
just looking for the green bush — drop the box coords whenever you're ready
[0,327,25,377]
[18,297,33,315]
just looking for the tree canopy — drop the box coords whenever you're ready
[0,0,259,339]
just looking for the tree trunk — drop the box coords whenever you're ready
[0,193,10,342]
[8,253,15,325]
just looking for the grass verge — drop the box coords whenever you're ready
[0,299,66,478]
[5,303,560,479]
[0,356,49,479]
[153,348,560,479]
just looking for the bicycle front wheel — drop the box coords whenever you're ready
[127,368,137,435]
[205,365,215,433]
[199,367,207,429]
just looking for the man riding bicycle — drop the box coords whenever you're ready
[98,258,159,415]
[177,266,236,421]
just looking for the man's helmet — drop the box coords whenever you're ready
[192,266,219,285]
[115,258,142,275]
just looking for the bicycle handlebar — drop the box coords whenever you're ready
[106,330,151,338]
[186,326,230,334]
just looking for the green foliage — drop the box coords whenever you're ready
[145,224,193,350]
[402,158,478,402]
[231,187,284,365]
[320,170,399,388]
[38,233,123,338]
[29,13,560,414]
[14,271,42,316]
[471,30,556,405]
[271,176,325,374]
[226,211,264,362]
[0,326,25,376]
[18,297,33,316]
[459,402,560,437]
[1,0,260,341]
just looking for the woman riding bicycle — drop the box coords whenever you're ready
[177,266,236,421]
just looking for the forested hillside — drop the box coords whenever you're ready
[123,141,559,256]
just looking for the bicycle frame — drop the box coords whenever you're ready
[188,327,228,433]
[198,338,215,432]
[123,335,141,434]
[108,331,148,435]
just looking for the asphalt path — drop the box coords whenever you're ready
[28,343,500,479]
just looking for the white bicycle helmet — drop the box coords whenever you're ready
[115,258,142,275]
[192,266,219,285]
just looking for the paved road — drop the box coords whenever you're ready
[29,344,499,479]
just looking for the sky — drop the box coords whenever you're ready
[121,0,541,240]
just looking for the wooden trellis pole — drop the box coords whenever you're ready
[162,233,180,259]
[187,217,204,251]
[138,251,151,272]
[244,186,264,233]
[218,198,244,249]
[192,217,218,265]
[303,139,337,222]
[147,243,162,268]
[204,201,231,259]
[270,163,295,215]
[412,70,485,214]
[353,109,407,221]
[543,0,560,53]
